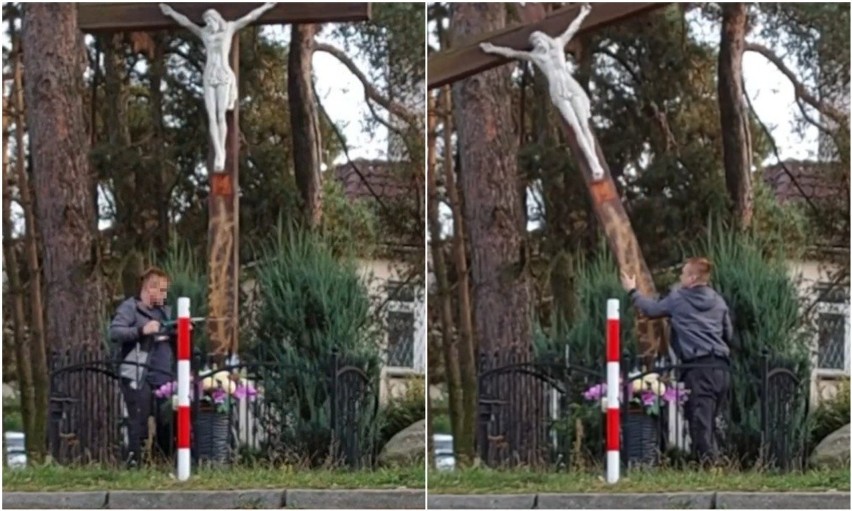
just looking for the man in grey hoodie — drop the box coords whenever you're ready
[109,267,175,467]
[622,257,738,464]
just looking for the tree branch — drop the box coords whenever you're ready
[314,42,419,128]
[743,86,821,216]
[744,42,847,125]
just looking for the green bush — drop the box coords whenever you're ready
[810,378,850,447]
[246,224,383,466]
[157,241,209,353]
[379,379,426,448]
[533,248,636,467]
[3,401,23,432]
[534,246,637,365]
[697,225,812,468]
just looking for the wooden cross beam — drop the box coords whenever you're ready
[433,2,670,358]
[77,3,370,32]
[79,3,371,358]
[428,3,662,89]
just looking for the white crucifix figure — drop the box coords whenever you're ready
[159,2,276,172]
[480,3,604,181]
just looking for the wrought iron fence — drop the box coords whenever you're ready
[476,349,809,472]
[47,346,378,468]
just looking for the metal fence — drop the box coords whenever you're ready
[47,347,378,468]
[476,348,808,472]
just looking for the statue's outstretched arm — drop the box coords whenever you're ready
[480,42,533,62]
[159,4,203,38]
[556,3,592,47]
[233,2,276,31]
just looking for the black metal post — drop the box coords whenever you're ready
[330,348,340,461]
[760,348,770,466]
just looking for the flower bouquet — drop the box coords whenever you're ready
[583,373,688,465]
[154,371,258,464]
[582,372,688,416]
[154,370,259,414]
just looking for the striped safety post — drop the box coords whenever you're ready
[606,298,620,484]
[177,297,191,481]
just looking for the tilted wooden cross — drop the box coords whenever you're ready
[78,3,371,357]
[428,2,670,357]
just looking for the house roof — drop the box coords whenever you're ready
[333,159,417,203]
[762,160,847,204]
[333,159,423,251]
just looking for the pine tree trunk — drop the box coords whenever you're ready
[2,84,36,461]
[440,88,477,466]
[11,30,50,463]
[23,4,105,460]
[426,94,464,466]
[451,2,539,464]
[288,24,323,229]
[718,3,753,229]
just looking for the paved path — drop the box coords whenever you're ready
[2,489,425,509]
[428,491,850,509]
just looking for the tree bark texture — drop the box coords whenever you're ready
[441,87,477,466]
[288,23,323,229]
[23,3,106,463]
[426,94,465,466]
[13,26,50,462]
[451,2,543,465]
[23,2,104,349]
[718,3,753,229]
[2,87,36,461]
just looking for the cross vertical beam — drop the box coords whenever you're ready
[207,36,240,358]
[559,119,667,358]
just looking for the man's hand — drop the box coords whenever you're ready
[159,4,174,16]
[142,320,161,335]
[580,3,592,16]
[480,42,497,54]
[620,271,636,292]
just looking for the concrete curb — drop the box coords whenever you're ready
[426,494,536,509]
[106,490,285,509]
[286,489,425,509]
[2,492,108,510]
[535,492,714,509]
[427,492,851,509]
[3,490,848,509]
[2,489,425,510]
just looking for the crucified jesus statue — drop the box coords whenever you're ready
[159,2,276,172]
[480,3,605,181]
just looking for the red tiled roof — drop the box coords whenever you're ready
[762,160,847,204]
[333,159,417,203]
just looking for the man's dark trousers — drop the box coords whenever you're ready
[120,379,173,465]
[683,356,731,463]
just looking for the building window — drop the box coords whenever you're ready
[813,283,850,373]
[385,281,416,369]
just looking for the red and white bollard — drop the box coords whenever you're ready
[606,298,620,484]
[177,297,191,481]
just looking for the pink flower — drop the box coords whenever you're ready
[233,384,258,401]
[154,381,176,399]
[583,383,606,401]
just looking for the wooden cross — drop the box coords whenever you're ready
[429,2,670,358]
[78,3,371,357]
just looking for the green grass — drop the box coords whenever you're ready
[3,464,425,492]
[428,467,851,494]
